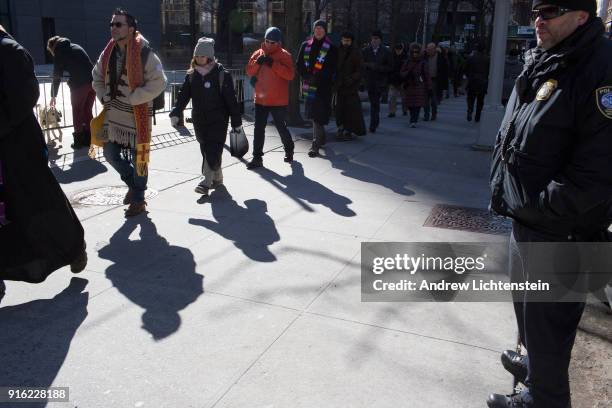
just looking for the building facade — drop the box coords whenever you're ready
[2,0,161,65]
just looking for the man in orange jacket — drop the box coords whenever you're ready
[245,27,295,169]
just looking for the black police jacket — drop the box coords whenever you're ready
[490,18,612,237]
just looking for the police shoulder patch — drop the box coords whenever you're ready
[596,87,612,119]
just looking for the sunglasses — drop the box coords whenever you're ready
[109,22,127,28]
[531,6,572,21]
[264,39,277,45]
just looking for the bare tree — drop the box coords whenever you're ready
[432,0,451,41]
[313,0,332,19]
[286,0,307,126]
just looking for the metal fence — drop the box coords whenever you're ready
[34,68,253,131]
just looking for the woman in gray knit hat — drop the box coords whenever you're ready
[170,37,243,196]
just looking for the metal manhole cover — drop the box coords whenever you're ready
[71,186,158,206]
[424,204,511,235]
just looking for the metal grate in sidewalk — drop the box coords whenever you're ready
[424,204,511,235]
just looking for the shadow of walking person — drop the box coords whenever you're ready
[51,147,108,184]
[98,216,203,341]
[324,148,416,197]
[0,277,88,408]
[258,161,356,217]
[189,185,279,263]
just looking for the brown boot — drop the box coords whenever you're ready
[125,201,147,217]
[123,189,133,205]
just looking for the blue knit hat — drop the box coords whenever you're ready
[265,27,282,43]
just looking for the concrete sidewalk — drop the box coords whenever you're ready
[0,96,603,407]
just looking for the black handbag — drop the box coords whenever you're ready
[229,127,249,158]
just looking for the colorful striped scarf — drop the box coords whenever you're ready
[100,33,151,177]
[303,36,331,100]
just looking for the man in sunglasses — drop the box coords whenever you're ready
[92,8,167,217]
[489,1,612,407]
[245,26,295,168]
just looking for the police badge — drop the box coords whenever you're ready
[596,87,612,119]
[536,79,558,101]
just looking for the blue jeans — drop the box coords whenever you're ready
[103,142,148,203]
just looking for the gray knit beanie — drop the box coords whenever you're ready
[194,37,215,58]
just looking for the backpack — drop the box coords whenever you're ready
[141,46,165,111]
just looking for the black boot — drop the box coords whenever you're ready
[284,150,294,163]
[71,132,86,149]
[308,142,320,157]
[247,157,263,169]
[486,390,533,408]
[501,350,528,384]
[475,112,482,123]
[467,111,473,122]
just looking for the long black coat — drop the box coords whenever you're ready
[335,44,366,136]
[362,45,392,92]
[465,51,490,94]
[297,37,338,125]
[0,31,85,282]
[170,64,242,170]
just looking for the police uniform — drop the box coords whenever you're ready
[489,10,612,408]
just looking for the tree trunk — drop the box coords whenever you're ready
[390,0,402,46]
[216,0,242,58]
[450,0,459,44]
[433,0,451,41]
[189,0,197,51]
[285,0,307,126]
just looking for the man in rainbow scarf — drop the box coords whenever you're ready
[296,20,338,158]
[92,8,167,217]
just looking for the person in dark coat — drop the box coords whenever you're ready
[170,38,242,196]
[465,42,490,122]
[296,20,338,157]
[401,43,431,127]
[423,43,444,121]
[388,43,408,118]
[438,47,450,100]
[488,1,612,407]
[334,31,366,141]
[0,26,87,285]
[47,36,96,148]
[362,30,392,132]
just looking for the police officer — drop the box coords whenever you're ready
[488,1,612,407]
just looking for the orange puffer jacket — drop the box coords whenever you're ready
[246,44,295,106]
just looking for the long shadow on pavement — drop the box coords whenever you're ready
[0,277,89,408]
[189,185,280,262]
[50,147,107,184]
[98,216,203,340]
[257,161,356,217]
[324,147,416,197]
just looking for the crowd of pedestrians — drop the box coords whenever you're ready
[3,2,612,407]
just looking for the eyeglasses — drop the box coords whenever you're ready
[264,39,277,45]
[109,22,126,28]
[531,6,572,21]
